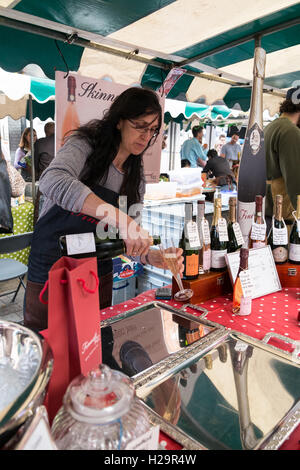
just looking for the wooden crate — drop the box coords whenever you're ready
[276,262,300,288]
[172,269,232,305]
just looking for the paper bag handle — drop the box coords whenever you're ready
[39,271,98,305]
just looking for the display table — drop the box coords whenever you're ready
[0,202,34,265]
[100,287,300,450]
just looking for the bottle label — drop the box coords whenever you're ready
[238,296,252,316]
[239,270,254,298]
[250,222,266,241]
[65,232,96,255]
[185,253,199,276]
[211,249,227,268]
[272,217,288,245]
[273,246,288,263]
[186,221,201,248]
[217,218,229,242]
[232,222,244,246]
[203,248,211,271]
[289,243,300,262]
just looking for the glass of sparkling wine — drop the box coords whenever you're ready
[159,239,193,302]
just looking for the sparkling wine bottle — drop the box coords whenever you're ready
[267,194,288,264]
[59,232,161,260]
[237,47,267,246]
[179,202,200,280]
[249,195,267,249]
[289,195,300,264]
[61,75,80,145]
[197,200,211,274]
[227,197,243,253]
[232,248,252,316]
[210,197,228,272]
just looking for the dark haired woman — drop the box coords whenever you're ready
[24,87,184,331]
[14,127,37,182]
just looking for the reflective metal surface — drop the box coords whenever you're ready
[101,302,228,385]
[0,321,53,446]
[137,332,300,450]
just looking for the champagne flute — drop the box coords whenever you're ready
[159,239,193,302]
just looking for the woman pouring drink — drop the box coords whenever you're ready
[24,87,184,331]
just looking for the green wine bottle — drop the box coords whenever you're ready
[179,202,200,280]
[268,194,288,264]
[210,197,228,271]
[289,195,300,265]
[227,197,243,253]
[59,232,161,260]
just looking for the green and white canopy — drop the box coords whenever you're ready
[0,0,299,115]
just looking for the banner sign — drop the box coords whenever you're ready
[55,71,165,182]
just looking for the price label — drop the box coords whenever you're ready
[66,232,96,255]
[250,222,266,241]
[273,226,288,245]
[234,340,248,352]
[239,270,254,298]
[201,219,211,245]
[186,221,201,248]
[233,222,244,246]
[217,218,228,242]
[125,425,160,450]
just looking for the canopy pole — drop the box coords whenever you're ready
[29,95,36,206]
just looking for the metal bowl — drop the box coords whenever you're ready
[0,320,53,446]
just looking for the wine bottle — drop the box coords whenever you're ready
[210,197,228,271]
[249,195,267,248]
[60,75,80,148]
[179,202,200,280]
[59,232,161,260]
[289,195,300,264]
[197,200,211,273]
[232,248,252,316]
[267,194,288,264]
[237,47,267,246]
[227,197,243,253]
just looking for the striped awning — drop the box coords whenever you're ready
[0,1,299,115]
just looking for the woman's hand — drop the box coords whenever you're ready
[119,214,152,257]
[145,247,184,277]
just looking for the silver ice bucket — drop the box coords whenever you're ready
[0,320,53,447]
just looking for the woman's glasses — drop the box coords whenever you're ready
[128,119,160,138]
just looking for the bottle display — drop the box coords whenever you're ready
[232,248,252,316]
[227,197,243,253]
[210,197,228,271]
[179,202,200,280]
[197,200,211,273]
[59,232,161,260]
[289,195,300,264]
[267,194,288,264]
[237,47,267,246]
[61,75,80,142]
[249,195,267,249]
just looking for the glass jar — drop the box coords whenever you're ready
[51,364,151,450]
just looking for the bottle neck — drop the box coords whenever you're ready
[197,202,205,220]
[185,203,193,224]
[212,204,221,226]
[248,47,266,130]
[255,200,263,223]
[274,200,283,221]
[229,204,237,223]
[296,197,300,220]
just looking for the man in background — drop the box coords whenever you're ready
[202,149,236,190]
[265,86,300,226]
[220,131,241,168]
[180,125,207,168]
[34,121,55,180]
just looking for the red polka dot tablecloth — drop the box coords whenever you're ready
[100,286,300,450]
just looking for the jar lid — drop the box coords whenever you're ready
[65,364,135,424]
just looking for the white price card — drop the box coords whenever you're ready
[125,425,160,450]
[186,221,201,248]
[15,406,57,450]
[234,340,248,352]
[225,245,282,299]
[273,226,288,246]
[239,270,254,298]
[233,222,244,246]
[201,219,211,245]
[66,232,96,255]
[250,222,266,241]
[218,218,229,242]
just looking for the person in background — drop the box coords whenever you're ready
[181,159,191,168]
[14,127,37,182]
[24,87,184,332]
[34,121,55,180]
[220,131,241,168]
[214,134,226,155]
[265,86,300,228]
[180,125,207,168]
[202,149,236,191]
